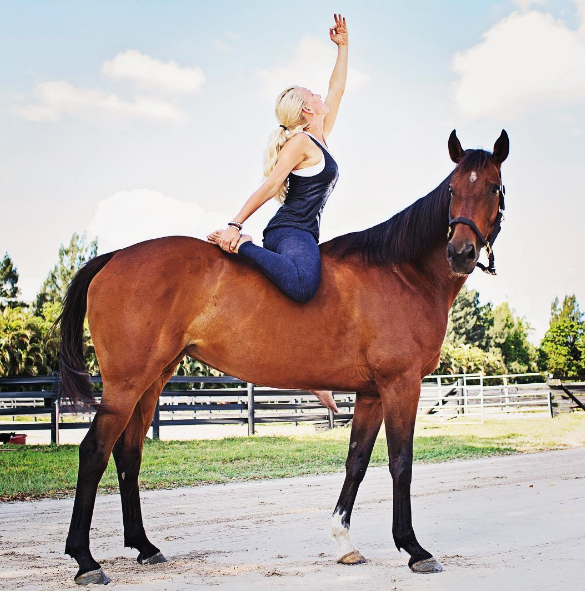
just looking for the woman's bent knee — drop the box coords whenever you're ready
[288,280,319,303]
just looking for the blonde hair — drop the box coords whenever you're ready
[263,86,308,203]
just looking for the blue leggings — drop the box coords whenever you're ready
[238,227,321,303]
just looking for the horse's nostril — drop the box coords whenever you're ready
[465,244,476,261]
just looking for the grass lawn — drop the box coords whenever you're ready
[0,414,583,501]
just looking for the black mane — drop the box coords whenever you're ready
[323,149,493,267]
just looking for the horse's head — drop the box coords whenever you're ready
[446,130,509,275]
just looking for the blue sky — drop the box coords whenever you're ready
[1,0,584,342]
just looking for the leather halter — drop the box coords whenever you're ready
[447,179,506,276]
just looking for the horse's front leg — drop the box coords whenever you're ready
[331,391,383,564]
[379,374,443,573]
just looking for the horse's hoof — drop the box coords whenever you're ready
[137,551,168,565]
[410,557,443,573]
[74,567,111,585]
[338,550,367,565]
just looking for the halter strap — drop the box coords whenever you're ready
[447,182,506,276]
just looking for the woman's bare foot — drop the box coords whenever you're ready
[311,390,339,413]
[234,234,253,253]
[207,230,222,244]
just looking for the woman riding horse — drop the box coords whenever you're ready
[208,14,348,413]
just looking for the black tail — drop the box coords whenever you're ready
[54,251,117,408]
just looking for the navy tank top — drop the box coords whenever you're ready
[263,133,339,242]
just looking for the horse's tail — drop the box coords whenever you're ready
[54,251,117,408]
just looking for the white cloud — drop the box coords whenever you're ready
[256,35,370,101]
[87,189,225,253]
[224,31,240,41]
[101,50,205,94]
[452,9,585,119]
[16,80,189,123]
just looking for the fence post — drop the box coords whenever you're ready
[548,390,554,418]
[152,399,160,440]
[328,408,334,429]
[50,373,60,446]
[247,382,255,436]
[480,374,485,424]
[503,376,510,414]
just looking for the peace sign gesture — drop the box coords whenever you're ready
[329,13,348,46]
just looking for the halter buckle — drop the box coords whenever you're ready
[485,241,493,257]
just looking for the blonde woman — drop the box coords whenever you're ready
[207,14,348,411]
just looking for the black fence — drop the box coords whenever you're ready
[0,374,351,445]
[1,373,580,446]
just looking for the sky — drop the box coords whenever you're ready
[1,0,584,343]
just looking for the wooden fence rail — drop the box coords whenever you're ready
[0,372,567,446]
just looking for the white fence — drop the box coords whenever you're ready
[417,373,550,423]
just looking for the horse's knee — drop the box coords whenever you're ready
[389,454,413,486]
[345,454,368,484]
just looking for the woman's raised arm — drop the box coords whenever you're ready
[323,14,348,139]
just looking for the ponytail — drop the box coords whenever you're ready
[263,86,308,203]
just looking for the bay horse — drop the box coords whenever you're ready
[58,130,509,584]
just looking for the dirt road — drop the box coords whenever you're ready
[1,448,584,590]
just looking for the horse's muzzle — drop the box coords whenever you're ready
[446,241,477,274]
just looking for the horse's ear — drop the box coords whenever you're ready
[493,129,509,164]
[448,130,464,164]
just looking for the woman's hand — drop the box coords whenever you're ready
[207,226,241,252]
[329,13,348,46]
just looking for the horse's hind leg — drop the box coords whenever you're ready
[65,373,165,585]
[331,391,382,564]
[112,359,182,565]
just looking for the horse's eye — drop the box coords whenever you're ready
[491,186,499,195]
[448,185,453,194]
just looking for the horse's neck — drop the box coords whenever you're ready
[404,241,467,310]
[429,243,467,306]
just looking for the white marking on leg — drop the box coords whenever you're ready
[469,171,477,182]
[330,511,356,558]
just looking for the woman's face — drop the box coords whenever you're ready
[300,87,329,117]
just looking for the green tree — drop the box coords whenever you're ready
[35,233,98,315]
[487,303,535,373]
[539,295,585,376]
[0,253,23,309]
[550,295,582,324]
[445,286,492,349]
[0,306,59,376]
[438,343,506,375]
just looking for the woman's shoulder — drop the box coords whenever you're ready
[287,131,313,144]
[280,131,314,153]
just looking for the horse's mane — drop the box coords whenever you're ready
[322,149,493,267]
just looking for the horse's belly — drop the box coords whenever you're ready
[184,342,375,392]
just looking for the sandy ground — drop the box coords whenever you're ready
[1,448,584,591]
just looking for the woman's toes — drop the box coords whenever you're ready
[207,230,222,244]
[311,390,339,413]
